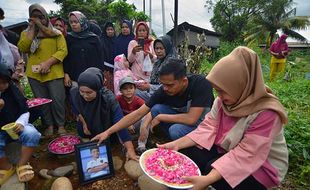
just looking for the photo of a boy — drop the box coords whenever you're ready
[86,147,109,178]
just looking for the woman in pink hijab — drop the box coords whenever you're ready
[269,34,289,81]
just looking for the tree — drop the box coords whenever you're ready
[53,0,149,32]
[53,0,110,27]
[244,0,310,46]
[107,0,136,23]
[134,11,150,23]
[209,0,269,42]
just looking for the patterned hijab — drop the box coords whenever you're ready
[206,46,288,124]
[114,54,129,72]
[67,11,97,39]
[50,17,67,36]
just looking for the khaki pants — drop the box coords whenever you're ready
[270,56,286,81]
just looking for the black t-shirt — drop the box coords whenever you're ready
[145,74,214,111]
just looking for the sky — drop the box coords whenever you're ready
[0,0,309,41]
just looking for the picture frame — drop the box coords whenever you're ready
[74,140,114,185]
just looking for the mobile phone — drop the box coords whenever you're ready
[138,38,144,47]
[32,65,41,73]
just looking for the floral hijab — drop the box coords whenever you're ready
[114,54,129,72]
[50,17,67,36]
[67,11,97,39]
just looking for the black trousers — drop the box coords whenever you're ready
[179,146,267,190]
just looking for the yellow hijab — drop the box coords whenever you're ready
[207,46,288,124]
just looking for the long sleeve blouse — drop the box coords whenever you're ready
[187,98,288,189]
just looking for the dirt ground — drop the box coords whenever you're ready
[28,133,141,190]
[26,128,294,190]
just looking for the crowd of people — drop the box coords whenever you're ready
[0,3,289,190]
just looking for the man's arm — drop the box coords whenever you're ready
[87,163,108,173]
[155,107,204,126]
[107,104,150,135]
[92,104,150,144]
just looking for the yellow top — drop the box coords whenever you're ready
[18,31,68,82]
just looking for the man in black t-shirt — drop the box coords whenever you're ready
[92,58,214,143]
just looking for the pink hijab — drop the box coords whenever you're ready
[270,34,288,53]
[113,54,134,95]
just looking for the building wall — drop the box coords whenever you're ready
[182,30,220,48]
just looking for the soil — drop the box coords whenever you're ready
[28,133,141,190]
[26,128,294,190]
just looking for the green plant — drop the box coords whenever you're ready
[178,33,212,74]
[133,11,150,22]
[200,42,310,188]
[107,0,135,23]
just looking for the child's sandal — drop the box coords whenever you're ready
[16,164,34,182]
[0,166,15,185]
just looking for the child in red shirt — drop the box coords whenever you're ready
[116,76,144,134]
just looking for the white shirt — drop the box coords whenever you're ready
[86,157,109,178]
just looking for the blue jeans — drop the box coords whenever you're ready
[0,124,41,157]
[150,104,208,140]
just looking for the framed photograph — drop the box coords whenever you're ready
[74,141,114,185]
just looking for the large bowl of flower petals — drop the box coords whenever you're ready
[140,148,201,189]
[48,135,81,155]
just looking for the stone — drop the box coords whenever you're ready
[112,156,123,171]
[138,174,168,190]
[124,160,144,180]
[50,177,73,190]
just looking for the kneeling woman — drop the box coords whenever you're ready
[0,64,41,185]
[159,47,288,190]
[71,68,138,161]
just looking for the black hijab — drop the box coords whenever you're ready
[0,64,28,126]
[101,22,116,67]
[71,67,118,137]
[150,35,176,84]
[114,20,135,58]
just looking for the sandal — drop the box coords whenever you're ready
[16,164,34,182]
[0,166,15,185]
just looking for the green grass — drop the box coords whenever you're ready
[22,42,310,188]
[201,43,310,188]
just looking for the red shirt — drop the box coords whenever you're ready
[116,95,144,115]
